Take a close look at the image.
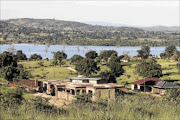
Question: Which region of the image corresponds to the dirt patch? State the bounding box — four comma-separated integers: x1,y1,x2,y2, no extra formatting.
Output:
32,93,71,108
67,67,82,77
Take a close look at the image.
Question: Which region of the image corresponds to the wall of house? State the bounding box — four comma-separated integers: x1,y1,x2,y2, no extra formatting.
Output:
152,87,165,95
94,88,116,100
19,79,38,88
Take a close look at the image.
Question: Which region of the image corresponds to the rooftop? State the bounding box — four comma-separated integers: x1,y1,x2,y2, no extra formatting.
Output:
130,78,161,85
69,77,102,81
154,81,180,89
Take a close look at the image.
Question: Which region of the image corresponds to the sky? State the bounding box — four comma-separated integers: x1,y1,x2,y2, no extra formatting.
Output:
0,1,179,27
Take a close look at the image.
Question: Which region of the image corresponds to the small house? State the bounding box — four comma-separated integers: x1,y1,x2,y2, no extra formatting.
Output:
152,81,180,95
130,78,161,92
121,56,130,62
170,55,177,62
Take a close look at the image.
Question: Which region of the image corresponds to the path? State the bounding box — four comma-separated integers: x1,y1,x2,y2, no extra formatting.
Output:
66,66,82,77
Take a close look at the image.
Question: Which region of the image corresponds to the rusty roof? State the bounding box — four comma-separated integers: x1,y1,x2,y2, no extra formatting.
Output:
130,78,161,85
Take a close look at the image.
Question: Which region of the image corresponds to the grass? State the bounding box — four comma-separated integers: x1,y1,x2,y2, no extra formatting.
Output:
18,60,77,81
18,59,179,86
97,59,179,87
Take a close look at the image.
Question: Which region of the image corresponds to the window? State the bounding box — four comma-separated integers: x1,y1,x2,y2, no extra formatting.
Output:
82,90,86,94
83,80,89,83
67,89,70,93
58,88,64,92
76,90,80,95
71,89,75,95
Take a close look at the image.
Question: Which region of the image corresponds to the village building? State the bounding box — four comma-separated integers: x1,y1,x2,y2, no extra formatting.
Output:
43,77,125,101
130,78,161,92
170,55,177,62
17,79,41,91
152,81,180,95
121,56,130,62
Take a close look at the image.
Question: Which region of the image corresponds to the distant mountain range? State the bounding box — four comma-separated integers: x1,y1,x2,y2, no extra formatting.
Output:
0,18,179,46
83,21,179,32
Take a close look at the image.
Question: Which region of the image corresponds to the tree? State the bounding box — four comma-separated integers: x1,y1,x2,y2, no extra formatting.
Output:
1,66,20,81
164,45,177,58
160,45,177,59
75,58,100,77
85,51,98,59
17,64,31,79
107,62,124,77
29,54,42,61
99,50,117,62
135,59,163,78
53,51,67,66
100,71,116,83
0,51,17,68
16,50,27,61
137,46,150,59
70,54,84,64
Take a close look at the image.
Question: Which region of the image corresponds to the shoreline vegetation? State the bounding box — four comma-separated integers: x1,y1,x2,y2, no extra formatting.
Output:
0,18,180,46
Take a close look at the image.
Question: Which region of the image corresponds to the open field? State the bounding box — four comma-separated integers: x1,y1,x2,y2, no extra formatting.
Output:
17,59,180,87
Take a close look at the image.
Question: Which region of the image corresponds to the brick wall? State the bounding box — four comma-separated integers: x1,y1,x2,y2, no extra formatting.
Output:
19,79,38,88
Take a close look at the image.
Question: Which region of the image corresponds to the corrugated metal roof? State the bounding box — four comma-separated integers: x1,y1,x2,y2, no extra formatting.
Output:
153,81,180,89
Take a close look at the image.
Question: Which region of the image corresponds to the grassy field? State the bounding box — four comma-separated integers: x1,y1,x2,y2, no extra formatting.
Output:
18,60,77,81
17,59,180,87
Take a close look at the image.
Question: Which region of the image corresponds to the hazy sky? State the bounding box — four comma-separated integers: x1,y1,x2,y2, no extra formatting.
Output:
1,1,179,26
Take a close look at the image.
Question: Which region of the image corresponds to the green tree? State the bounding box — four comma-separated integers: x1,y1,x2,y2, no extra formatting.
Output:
100,71,116,83
75,58,100,77
107,62,124,77
53,51,67,66
1,66,19,81
135,59,163,78
99,50,117,62
16,50,27,61
164,45,177,58
70,54,84,64
17,64,31,79
29,54,42,61
137,46,150,59
0,51,17,68
85,51,98,59
160,45,177,59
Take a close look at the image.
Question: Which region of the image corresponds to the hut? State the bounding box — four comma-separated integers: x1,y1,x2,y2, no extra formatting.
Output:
121,56,130,62
170,55,177,62
130,78,161,92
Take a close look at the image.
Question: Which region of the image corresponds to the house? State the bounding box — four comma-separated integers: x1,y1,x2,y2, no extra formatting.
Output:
18,79,42,91
121,56,130,62
43,77,125,101
170,55,177,62
152,81,180,95
130,78,161,92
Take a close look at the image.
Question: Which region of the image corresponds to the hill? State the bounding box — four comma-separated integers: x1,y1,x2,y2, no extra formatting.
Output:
141,26,179,32
0,18,179,46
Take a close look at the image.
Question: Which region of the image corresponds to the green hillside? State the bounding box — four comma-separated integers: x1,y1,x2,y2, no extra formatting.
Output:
0,18,179,46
